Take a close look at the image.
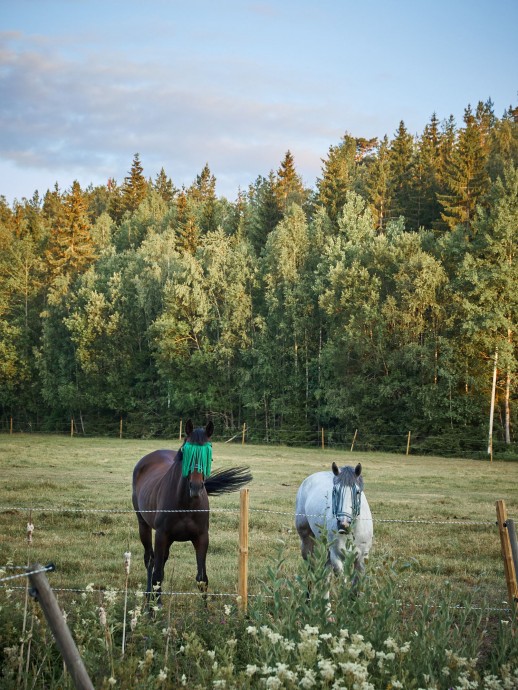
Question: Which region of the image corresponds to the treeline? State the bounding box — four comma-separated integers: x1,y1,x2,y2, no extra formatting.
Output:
1,99,517,452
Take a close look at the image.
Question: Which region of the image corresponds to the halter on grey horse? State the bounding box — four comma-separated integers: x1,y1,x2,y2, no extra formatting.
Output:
331,464,363,534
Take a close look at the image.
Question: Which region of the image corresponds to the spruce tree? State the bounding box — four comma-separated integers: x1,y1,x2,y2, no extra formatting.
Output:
438,106,490,233
317,134,357,225
407,113,442,229
365,136,392,231
274,151,307,213
389,120,414,221
45,181,97,285
153,167,176,203
121,153,148,214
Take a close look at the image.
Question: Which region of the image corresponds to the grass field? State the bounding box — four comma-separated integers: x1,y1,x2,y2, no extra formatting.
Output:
1,434,517,610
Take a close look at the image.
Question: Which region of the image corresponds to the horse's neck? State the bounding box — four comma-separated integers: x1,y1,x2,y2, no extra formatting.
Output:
161,461,192,509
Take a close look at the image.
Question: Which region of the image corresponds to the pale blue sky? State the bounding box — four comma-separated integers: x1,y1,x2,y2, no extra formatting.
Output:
0,0,516,203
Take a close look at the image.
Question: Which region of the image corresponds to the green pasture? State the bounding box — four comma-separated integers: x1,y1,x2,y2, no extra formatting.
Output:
0,434,517,610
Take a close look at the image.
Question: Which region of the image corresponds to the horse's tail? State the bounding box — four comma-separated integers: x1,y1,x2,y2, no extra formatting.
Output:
205,466,252,496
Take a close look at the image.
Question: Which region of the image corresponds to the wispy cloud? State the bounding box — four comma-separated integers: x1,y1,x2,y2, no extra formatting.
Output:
1,30,357,197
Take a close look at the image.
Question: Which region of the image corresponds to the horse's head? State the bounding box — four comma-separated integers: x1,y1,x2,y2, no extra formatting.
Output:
331,462,363,534
183,419,214,497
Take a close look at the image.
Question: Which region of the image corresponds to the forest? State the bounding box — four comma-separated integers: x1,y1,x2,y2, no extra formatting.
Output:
0,99,517,456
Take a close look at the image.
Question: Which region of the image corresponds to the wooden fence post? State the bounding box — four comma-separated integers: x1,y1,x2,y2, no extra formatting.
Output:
321,428,325,449
495,500,518,609
242,423,247,446
70,418,74,437
179,418,183,441
350,429,358,452
119,417,123,439
238,488,249,613
28,564,94,690
508,519,518,582
10,416,13,435
406,431,411,456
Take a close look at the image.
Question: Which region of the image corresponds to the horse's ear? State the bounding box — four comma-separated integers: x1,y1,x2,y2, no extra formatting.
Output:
332,462,339,476
205,421,214,438
185,419,193,436
355,463,362,477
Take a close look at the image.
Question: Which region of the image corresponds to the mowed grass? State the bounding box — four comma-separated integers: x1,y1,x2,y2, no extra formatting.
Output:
0,434,517,612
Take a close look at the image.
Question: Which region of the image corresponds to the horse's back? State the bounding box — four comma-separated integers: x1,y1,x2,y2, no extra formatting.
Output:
132,449,179,510
295,470,333,536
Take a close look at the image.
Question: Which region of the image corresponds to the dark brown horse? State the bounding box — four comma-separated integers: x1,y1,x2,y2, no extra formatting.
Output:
132,420,252,601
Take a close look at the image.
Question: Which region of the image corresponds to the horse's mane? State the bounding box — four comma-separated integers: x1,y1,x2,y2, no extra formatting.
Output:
334,465,364,491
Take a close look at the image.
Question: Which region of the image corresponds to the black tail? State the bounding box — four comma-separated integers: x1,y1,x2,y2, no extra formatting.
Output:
205,466,252,496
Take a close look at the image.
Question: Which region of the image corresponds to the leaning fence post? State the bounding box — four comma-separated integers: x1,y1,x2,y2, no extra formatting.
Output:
238,488,249,613
406,431,411,456
242,423,247,446
495,500,518,610
350,429,358,452
507,519,518,591
28,563,94,690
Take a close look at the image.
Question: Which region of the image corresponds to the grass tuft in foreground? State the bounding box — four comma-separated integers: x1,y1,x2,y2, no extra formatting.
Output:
1,540,516,690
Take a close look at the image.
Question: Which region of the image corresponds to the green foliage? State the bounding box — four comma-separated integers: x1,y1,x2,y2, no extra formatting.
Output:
0,542,516,689
0,107,517,446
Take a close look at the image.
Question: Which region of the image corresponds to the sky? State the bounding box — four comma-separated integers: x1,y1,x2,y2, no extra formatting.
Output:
0,0,516,204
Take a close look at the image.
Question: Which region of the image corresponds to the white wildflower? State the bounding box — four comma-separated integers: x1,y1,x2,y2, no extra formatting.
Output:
85,583,95,592
108,678,116,686
213,679,226,688
246,625,258,636
267,630,283,644
157,668,168,683
224,604,232,616
265,677,282,690
245,664,258,677
318,658,336,681
299,668,317,689
207,650,216,660
98,606,107,626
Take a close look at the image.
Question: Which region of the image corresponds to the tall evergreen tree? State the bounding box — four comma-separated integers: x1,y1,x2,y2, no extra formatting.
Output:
153,167,176,203
274,151,307,213
389,120,414,221
121,153,148,214
365,136,392,231
438,107,490,233
407,113,442,230
45,181,97,289
188,163,218,234
317,134,358,225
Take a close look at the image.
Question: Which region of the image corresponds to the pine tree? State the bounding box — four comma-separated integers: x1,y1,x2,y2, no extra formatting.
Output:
176,189,199,254
153,167,176,203
365,136,392,231
121,153,148,214
45,181,97,284
389,120,414,221
274,151,307,212
407,113,442,229
188,163,218,234
246,173,282,254
317,134,357,225
438,106,490,233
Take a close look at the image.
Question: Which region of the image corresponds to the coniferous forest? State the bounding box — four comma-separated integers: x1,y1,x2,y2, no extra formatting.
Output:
1,100,517,456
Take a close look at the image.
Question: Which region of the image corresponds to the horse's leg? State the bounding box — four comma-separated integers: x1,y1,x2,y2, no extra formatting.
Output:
151,530,172,606
136,513,154,598
192,532,209,593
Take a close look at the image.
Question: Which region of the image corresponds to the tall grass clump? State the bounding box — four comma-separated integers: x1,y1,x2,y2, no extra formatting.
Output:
1,542,517,689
